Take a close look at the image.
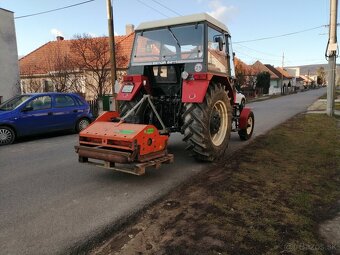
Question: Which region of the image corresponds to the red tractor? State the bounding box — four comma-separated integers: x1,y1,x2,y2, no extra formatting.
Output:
76,13,254,174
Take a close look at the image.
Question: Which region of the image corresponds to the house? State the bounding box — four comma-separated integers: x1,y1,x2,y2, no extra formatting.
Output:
19,26,135,100
252,61,281,95
234,57,256,88
286,67,300,77
275,67,294,93
0,8,20,103
234,57,258,97
264,65,294,94
301,75,315,88
295,76,305,90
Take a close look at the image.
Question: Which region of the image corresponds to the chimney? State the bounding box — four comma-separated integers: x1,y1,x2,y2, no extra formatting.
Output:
125,24,135,35
56,36,64,41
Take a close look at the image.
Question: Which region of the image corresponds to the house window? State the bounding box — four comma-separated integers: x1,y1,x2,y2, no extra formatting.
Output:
44,80,54,92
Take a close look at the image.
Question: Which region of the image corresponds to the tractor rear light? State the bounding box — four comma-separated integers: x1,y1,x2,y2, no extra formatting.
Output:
123,76,133,82
193,73,207,80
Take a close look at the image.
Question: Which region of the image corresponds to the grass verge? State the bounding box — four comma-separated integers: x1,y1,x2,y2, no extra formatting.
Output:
92,114,340,255
319,89,340,100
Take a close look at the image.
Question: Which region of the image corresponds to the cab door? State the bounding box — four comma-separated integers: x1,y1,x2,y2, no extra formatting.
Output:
226,34,236,78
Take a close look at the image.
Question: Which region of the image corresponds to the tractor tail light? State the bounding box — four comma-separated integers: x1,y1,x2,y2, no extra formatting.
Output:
193,73,207,80
123,75,134,82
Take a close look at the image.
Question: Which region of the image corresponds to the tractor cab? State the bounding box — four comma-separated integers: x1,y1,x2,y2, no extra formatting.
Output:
127,13,236,98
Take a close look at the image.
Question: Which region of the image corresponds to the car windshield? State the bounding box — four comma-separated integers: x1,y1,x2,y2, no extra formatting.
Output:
131,24,204,66
0,95,32,111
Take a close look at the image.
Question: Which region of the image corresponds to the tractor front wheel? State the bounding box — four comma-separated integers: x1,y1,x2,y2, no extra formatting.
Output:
238,111,254,140
182,83,232,161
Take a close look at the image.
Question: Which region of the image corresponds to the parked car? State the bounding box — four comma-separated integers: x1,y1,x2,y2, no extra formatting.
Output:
235,90,246,108
0,92,93,145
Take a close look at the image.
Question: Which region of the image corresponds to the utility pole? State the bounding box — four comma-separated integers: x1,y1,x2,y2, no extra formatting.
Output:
327,0,338,116
281,52,284,95
106,0,118,110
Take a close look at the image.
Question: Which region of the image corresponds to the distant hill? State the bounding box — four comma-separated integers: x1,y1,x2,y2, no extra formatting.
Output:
286,64,340,75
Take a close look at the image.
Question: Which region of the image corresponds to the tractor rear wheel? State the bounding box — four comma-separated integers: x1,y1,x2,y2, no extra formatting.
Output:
182,83,232,161
119,91,145,123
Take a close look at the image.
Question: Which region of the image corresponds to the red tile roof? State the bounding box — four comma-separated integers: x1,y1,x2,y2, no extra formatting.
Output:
264,64,284,79
252,61,280,79
275,67,294,79
264,65,293,80
234,57,256,75
19,33,135,76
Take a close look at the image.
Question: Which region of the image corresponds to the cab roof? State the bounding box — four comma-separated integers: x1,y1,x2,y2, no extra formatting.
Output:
136,13,230,34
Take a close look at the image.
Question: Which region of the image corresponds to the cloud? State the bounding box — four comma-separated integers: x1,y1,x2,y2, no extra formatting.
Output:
50,28,63,37
88,32,98,37
207,0,237,22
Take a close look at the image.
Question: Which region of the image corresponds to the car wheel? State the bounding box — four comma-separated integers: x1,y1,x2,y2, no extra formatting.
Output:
0,126,15,145
76,118,90,133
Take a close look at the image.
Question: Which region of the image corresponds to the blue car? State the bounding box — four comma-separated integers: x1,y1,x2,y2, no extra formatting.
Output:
0,92,93,145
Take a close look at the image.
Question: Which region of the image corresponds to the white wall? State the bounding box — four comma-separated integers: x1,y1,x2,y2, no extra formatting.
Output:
286,67,300,77
0,8,20,102
269,80,281,95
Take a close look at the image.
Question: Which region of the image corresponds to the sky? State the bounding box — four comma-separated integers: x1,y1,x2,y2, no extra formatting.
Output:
0,0,337,67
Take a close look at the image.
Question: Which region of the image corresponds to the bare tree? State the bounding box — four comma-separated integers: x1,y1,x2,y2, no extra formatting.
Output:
234,58,257,90
70,34,127,99
316,67,327,86
44,43,82,92
70,34,111,99
21,67,43,93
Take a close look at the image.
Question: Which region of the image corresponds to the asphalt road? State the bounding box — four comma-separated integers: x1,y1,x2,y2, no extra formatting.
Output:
0,88,326,255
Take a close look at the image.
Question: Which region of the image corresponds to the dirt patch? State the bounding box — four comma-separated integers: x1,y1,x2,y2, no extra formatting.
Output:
90,114,340,255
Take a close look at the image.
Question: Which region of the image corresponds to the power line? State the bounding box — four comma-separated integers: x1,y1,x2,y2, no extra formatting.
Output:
234,25,326,44
135,0,170,18
15,0,95,19
235,48,326,66
234,49,281,64
234,44,281,58
150,0,182,16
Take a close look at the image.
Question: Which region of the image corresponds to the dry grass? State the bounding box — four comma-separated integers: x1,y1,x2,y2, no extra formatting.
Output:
92,114,340,255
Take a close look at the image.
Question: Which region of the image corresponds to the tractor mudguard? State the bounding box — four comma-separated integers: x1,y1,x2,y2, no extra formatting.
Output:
239,107,252,129
117,75,151,101
182,79,210,103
